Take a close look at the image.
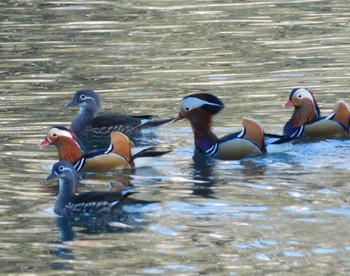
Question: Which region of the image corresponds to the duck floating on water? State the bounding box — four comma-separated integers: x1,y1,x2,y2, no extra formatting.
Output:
283,88,350,139
46,161,152,216
39,126,170,172
66,89,173,151
174,93,294,160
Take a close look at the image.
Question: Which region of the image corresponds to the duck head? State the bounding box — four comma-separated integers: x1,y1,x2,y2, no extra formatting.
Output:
46,161,79,210
174,93,224,147
283,88,320,127
46,161,78,183
66,89,101,113
39,126,83,164
174,93,224,123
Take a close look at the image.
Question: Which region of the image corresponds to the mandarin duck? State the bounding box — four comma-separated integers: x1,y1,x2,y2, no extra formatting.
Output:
46,161,152,216
66,89,173,151
39,126,170,172
283,88,350,139
174,93,294,160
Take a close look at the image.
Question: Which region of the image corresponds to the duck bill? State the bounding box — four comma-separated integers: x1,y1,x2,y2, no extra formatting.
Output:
173,113,184,122
39,137,51,148
46,172,57,181
283,100,294,109
65,99,78,108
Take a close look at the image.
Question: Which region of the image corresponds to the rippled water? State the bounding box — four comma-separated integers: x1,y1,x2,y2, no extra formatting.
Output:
1,0,350,274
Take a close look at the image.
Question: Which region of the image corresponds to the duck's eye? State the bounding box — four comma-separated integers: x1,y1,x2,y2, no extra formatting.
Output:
185,107,190,111
297,94,303,99
58,166,64,171
52,133,57,137
80,94,86,100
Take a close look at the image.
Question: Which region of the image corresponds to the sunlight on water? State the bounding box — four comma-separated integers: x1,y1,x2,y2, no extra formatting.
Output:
0,0,350,274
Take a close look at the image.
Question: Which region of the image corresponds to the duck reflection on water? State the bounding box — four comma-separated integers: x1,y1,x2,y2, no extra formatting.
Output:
190,150,268,198
49,211,149,271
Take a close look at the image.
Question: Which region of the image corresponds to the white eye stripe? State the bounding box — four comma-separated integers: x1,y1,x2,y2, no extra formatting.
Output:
81,96,95,102
48,128,74,139
59,166,74,174
180,97,222,110
85,96,95,100
294,88,318,115
295,88,314,101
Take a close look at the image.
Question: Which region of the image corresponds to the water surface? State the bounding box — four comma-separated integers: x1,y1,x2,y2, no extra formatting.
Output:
1,0,350,274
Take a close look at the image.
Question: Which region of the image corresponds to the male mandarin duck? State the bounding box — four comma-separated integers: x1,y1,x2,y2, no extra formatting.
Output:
66,89,173,151
46,161,152,216
283,88,350,139
174,93,293,160
39,126,170,172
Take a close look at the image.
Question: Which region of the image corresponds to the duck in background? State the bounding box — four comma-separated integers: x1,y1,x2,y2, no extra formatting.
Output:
66,89,173,152
283,88,350,139
46,161,154,216
174,93,294,160
39,126,171,172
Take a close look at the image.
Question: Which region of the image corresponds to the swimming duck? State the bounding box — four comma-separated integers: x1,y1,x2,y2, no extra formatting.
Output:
66,89,173,151
174,93,292,160
46,161,146,216
283,88,350,139
39,126,170,172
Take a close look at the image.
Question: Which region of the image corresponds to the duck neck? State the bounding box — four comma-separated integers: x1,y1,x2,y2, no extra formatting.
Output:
55,137,83,164
190,111,219,153
70,106,96,133
291,101,320,128
55,177,76,214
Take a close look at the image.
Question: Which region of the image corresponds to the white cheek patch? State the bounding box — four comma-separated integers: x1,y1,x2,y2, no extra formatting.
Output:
180,97,221,111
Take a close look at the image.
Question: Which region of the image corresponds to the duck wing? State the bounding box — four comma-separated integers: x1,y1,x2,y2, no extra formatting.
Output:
91,113,145,127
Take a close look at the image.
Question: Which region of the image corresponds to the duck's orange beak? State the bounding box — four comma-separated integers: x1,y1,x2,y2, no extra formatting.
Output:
39,137,51,148
173,113,184,122
283,100,294,109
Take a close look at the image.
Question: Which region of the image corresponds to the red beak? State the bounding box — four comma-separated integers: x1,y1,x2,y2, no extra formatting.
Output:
39,137,51,148
283,100,294,109
173,113,184,122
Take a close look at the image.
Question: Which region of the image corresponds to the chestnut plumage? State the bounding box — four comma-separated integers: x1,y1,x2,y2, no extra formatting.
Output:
283,88,350,138
39,126,171,172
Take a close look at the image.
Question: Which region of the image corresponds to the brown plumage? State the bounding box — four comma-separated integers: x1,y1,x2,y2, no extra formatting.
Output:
39,127,170,171
283,88,350,138
290,99,319,128
174,93,266,160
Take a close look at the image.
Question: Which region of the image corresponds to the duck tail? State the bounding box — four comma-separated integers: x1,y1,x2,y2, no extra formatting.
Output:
135,117,174,129
132,149,171,159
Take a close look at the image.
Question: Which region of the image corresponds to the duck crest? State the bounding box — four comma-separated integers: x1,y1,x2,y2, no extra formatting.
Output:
56,136,83,164
183,93,224,116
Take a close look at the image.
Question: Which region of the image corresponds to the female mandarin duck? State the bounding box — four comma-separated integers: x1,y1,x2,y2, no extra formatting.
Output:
66,89,173,151
283,88,350,139
39,126,170,172
174,93,293,160
46,161,151,216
